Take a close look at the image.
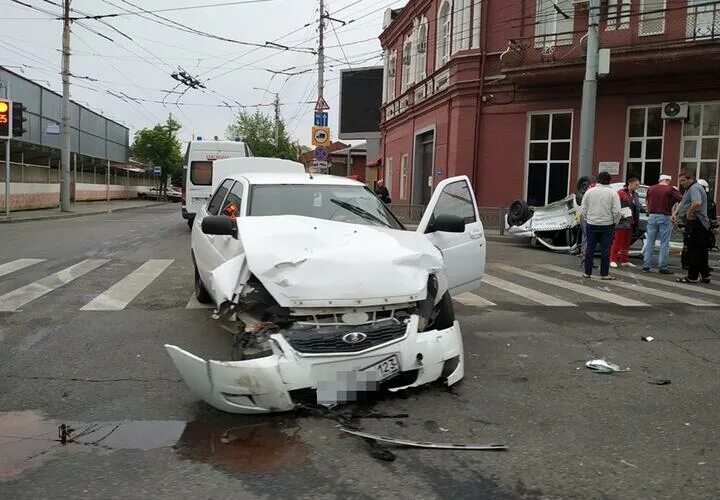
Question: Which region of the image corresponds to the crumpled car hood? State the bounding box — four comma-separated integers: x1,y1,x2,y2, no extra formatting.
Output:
233,215,443,308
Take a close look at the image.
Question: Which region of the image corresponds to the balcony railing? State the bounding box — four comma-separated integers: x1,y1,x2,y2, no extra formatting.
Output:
687,1,720,41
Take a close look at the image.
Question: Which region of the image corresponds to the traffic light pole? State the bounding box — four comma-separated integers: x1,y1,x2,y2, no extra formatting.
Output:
1,80,8,219
60,0,72,212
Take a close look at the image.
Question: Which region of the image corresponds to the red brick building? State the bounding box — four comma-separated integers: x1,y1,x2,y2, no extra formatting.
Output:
379,0,720,209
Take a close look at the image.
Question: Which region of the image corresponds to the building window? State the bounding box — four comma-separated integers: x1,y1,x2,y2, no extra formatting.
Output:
687,0,720,40
639,0,666,36
626,106,664,185
400,154,409,200
401,35,414,92
415,18,428,82
681,102,720,200
472,0,482,48
436,1,452,69
383,49,397,103
605,0,631,31
384,157,393,195
526,112,572,206
534,0,574,48
452,0,471,53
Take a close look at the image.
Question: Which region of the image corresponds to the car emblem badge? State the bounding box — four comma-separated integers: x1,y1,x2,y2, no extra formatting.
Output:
342,332,367,344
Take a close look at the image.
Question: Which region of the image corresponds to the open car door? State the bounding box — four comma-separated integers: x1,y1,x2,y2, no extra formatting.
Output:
416,175,486,296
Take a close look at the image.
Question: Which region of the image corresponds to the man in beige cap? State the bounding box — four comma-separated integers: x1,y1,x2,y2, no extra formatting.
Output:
643,174,682,273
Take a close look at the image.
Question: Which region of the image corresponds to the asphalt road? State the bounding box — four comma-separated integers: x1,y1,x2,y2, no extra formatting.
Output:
0,204,718,499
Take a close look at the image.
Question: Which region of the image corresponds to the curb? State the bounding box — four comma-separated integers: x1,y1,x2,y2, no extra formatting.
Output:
0,202,167,223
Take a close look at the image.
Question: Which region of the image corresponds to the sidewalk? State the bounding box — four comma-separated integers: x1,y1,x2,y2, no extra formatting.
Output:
0,200,168,223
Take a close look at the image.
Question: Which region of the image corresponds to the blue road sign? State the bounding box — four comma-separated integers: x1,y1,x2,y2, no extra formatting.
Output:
153,166,162,177
313,147,328,161
314,111,328,127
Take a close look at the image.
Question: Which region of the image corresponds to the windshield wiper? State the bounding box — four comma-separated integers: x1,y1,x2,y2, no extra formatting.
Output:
330,199,391,227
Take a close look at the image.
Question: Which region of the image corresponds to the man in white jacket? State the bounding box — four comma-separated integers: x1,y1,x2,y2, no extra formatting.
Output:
581,171,623,279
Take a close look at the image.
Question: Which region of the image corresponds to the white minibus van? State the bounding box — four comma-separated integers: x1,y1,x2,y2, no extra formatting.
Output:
182,138,252,227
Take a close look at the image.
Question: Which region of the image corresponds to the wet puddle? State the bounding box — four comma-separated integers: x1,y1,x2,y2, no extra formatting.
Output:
0,410,309,480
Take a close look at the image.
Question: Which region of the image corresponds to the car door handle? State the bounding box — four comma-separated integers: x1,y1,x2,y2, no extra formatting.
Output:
469,229,483,239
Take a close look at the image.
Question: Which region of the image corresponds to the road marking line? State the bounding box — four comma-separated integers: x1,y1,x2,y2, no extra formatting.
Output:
80,259,174,311
453,292,496,307
543,264,717,307
483,274,576,307
185,293,214,309
494,263,648,307
0,259,46,278
0,259,110,312
611,268,720,299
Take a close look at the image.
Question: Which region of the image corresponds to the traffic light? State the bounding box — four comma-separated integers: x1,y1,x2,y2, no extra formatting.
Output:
12,102,27,138
0,99,9,139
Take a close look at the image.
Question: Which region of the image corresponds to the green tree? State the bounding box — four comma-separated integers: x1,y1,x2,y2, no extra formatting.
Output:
226,110,300,160
131,115,184,198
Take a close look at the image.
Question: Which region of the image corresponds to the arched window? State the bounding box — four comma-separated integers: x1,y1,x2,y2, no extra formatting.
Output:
401,34,413,92
383,49,397,103
436,0,451,69
415,17,428,81
453,0,471,53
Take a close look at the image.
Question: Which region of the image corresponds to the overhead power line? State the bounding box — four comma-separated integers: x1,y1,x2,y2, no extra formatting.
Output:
67,0,274,20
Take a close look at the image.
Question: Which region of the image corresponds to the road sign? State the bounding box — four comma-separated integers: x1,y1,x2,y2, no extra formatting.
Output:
153,166,162,177
314,147,328,161
314,111,328,127
0,99,10,139
311,126,330,147
314,96,330,111
47,123,60,135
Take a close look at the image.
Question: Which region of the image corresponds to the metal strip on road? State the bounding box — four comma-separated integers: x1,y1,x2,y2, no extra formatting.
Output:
453,292,496,307
494,263,649,307
0,259,110,312
611,268,720,299
542,264,717,307
185,293,214,309
80,259,174,311
0,259,45,278
483,273,576,307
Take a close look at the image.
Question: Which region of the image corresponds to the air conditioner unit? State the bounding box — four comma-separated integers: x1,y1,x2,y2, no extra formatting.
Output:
403,53,411,65
417,41,427,54
662,102,689,120
388,67,396,77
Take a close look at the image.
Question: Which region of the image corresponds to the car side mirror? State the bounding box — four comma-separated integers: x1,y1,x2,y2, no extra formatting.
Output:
202,215,235,236
426,214,465,233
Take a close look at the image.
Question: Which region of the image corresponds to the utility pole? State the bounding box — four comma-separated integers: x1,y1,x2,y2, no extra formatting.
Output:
60,0,72,211
2,79,9,219
274,93,280,147
318,0,325,101
578,0,600,179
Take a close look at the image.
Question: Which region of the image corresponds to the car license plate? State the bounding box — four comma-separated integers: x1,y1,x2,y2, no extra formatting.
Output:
362,355,400,382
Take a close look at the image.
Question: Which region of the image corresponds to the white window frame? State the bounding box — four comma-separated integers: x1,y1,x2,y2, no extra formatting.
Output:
686,0,720,41
524,110,574,206
639,0,666,37
436,0,452,69
534,0,574,48
400,154,409,200
401,34,414,93
624,105,665,184
452,0,471,54
680,101,720,199
605,0,631,31
384,49,397,103
385,157,393,195
471,0,482,48
415,17,428,82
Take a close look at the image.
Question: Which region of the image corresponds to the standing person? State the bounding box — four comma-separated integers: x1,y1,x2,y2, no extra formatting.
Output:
578,180,597,269
643,174,682,274
610,177,641,268
374,179,391,204
674,169,711,284
581,171,622,279
698,179,717,222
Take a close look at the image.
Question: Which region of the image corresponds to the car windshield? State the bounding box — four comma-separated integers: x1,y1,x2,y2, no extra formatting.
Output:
249,184,403,229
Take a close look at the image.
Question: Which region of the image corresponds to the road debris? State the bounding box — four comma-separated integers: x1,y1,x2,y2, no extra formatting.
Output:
641,336,655,342
620,459,638,469
648,378,671,385
340,428,508,451
585,359,630,374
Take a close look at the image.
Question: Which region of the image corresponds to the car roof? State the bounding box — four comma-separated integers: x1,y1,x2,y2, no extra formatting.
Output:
222,172,366,187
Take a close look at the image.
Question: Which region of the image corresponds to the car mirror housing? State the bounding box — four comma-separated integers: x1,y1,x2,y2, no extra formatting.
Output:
426,214,465,234
201,215,236,236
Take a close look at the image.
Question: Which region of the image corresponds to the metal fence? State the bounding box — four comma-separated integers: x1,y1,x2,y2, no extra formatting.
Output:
0,161,154,187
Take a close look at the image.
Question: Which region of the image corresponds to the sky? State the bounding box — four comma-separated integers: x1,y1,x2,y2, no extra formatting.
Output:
0,0,405,148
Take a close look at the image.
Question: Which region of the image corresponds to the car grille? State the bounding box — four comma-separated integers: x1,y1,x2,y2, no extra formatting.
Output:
283,321,407,354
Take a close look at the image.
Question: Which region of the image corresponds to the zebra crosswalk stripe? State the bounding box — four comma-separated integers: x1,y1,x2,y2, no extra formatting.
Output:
453,292,496,307
611,268,720,299
80,259,175,311
543,264,717,307
483,273,576,307
494,263,649,307
0,259,45,278
0,259,110,312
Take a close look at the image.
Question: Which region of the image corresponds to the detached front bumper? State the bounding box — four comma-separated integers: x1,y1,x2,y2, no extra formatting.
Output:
165,317,464,414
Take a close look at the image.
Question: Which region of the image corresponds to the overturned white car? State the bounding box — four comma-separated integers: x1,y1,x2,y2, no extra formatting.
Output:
166,158,486,414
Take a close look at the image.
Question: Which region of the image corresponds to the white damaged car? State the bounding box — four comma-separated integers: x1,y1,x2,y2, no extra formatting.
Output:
166,157,486,414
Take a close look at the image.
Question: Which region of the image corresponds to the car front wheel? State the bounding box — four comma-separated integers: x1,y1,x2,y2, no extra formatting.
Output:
194,264,213,304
